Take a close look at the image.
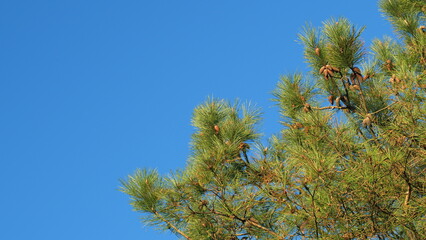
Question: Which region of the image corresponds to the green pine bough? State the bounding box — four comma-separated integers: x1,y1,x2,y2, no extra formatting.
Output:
121,1,426,239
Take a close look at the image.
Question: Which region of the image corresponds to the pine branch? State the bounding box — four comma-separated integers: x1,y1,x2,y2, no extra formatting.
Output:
154,211,192,240
311,106,348,110
370,101,398,114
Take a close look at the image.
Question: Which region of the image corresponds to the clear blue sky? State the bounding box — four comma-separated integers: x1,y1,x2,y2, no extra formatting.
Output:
1,1,393,239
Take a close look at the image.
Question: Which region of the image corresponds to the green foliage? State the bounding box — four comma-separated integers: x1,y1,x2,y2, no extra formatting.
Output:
272,74,317,120
322,18,365,69
122,1,426,239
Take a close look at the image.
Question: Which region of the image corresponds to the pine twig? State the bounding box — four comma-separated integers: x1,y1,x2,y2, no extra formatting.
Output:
404,184,412,206
370,101,398,115
312,106,349,110
154,211,192,240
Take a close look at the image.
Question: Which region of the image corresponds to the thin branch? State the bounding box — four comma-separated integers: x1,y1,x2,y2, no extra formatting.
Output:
403,175,412,207
370,101,398,115
339,74,351,106
312,106,349,110
350,69,368,113
304,184,320,238
210,190,282,239
242,151,250,164
154,211,192,240
245,218,282,239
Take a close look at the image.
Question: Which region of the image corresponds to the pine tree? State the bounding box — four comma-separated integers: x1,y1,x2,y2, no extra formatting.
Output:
121,1,426,239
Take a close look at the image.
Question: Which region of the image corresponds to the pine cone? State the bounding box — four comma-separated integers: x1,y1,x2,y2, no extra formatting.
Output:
214,125,220,134
352,67,361,74
294,122,304,129
315,47,320,56
385,59,393,71
362,114,372,127
389,74,400,84
362,118,371,127
323,69,334,79
303,103,311,112
389,75,396,84
327,95,334,105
